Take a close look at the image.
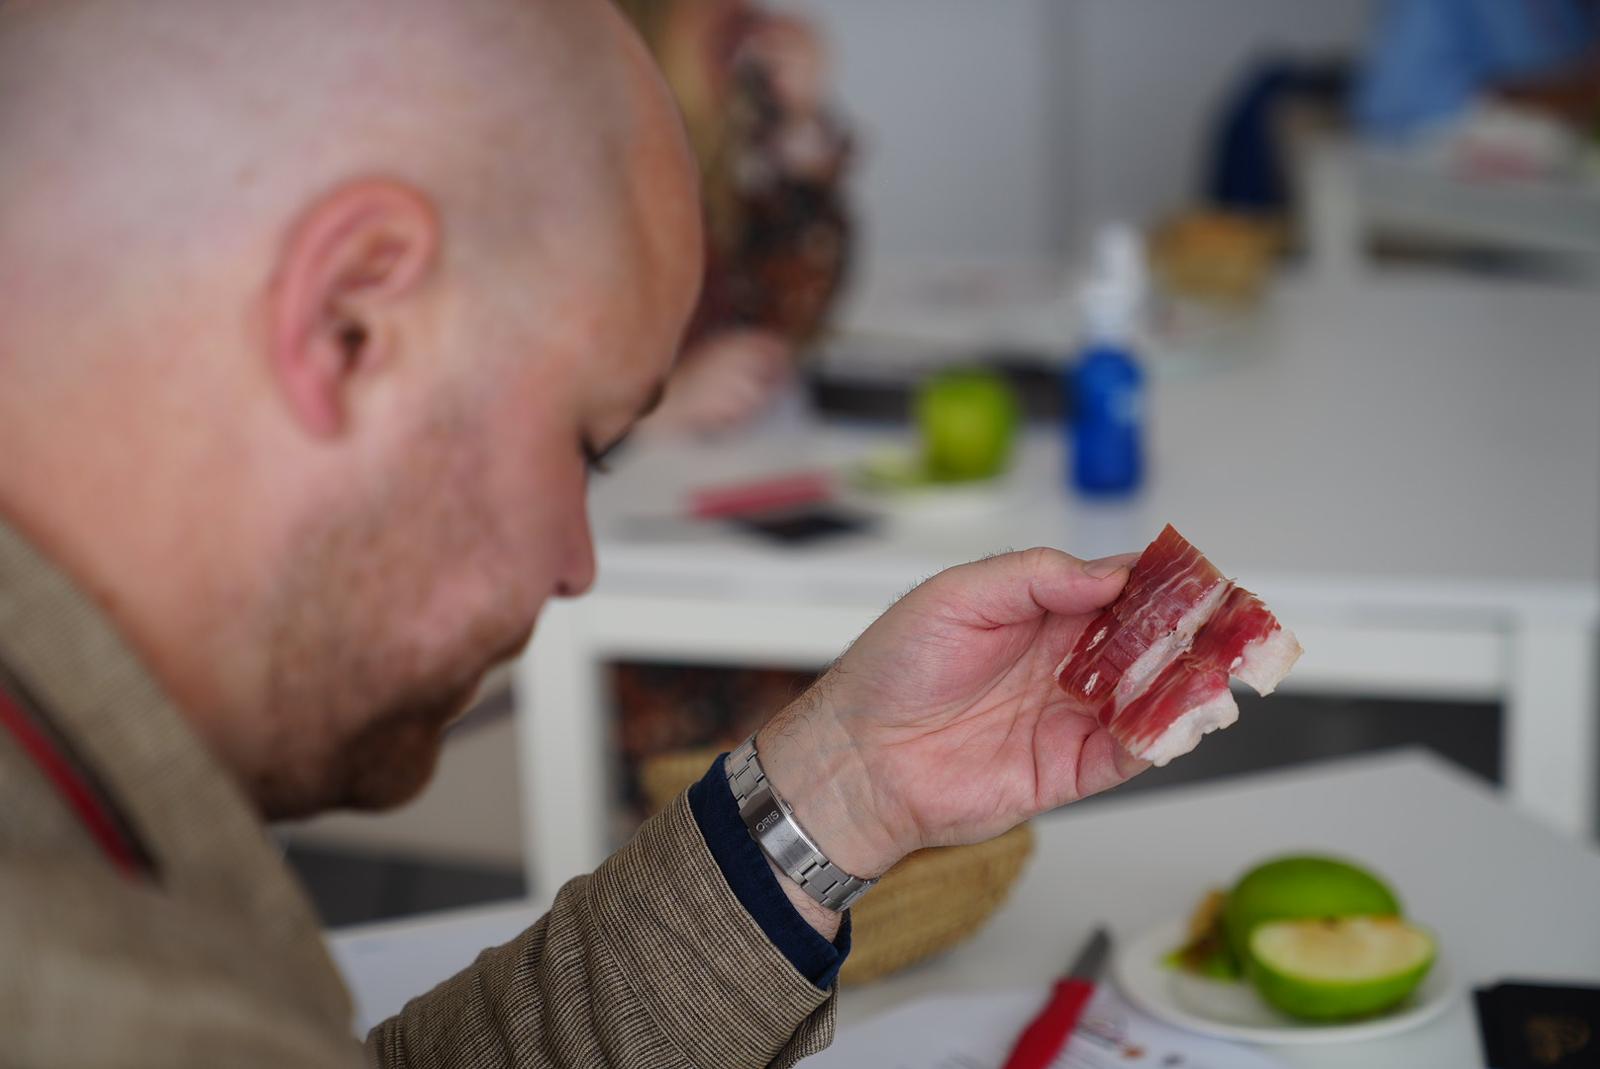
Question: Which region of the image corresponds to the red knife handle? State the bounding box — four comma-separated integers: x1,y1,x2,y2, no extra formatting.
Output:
999,978,1095,1069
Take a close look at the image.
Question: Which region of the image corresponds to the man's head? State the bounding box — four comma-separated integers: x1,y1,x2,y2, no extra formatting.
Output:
0,0,702,818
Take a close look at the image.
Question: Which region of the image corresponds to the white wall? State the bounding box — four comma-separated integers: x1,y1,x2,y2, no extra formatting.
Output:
1066,0,1376,239
776,0,1065,264
776,0,1376,283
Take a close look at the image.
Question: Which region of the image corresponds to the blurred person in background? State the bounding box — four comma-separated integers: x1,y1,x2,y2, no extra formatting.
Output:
619,0,853,435
0,1,1143,1065
1355,0,1600,139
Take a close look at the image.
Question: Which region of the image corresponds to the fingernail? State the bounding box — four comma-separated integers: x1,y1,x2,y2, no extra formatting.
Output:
1083,553,1138,579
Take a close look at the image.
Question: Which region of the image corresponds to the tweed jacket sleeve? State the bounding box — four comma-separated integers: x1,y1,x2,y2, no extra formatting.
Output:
366,791,836,1069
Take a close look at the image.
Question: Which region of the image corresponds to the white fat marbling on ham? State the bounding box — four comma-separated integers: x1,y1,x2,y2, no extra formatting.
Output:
1136,687,1240,768
1110,577,1229,709
1233,624,1303,696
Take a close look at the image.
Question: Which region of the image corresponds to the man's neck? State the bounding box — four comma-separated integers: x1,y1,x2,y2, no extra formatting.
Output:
0,472,262,798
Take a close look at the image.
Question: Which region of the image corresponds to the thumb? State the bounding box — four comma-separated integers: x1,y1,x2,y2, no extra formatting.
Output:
925,547,1135,627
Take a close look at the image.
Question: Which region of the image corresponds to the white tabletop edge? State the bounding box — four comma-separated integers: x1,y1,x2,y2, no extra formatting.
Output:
587,551,1600,625
1051,747,1599,856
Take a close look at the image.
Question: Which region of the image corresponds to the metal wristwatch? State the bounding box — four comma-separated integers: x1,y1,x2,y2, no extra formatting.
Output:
726,734,878,912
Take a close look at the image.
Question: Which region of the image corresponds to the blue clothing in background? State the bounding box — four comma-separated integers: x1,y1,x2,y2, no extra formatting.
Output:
1355,0,1599,138
1207,60,1351,211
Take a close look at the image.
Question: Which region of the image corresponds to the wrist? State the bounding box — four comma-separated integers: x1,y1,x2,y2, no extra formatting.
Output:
754,683,905,879
760,835,842,939
717,752,844,936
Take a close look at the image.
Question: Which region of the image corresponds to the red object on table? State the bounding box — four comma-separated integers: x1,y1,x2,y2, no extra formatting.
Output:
1000,927,1109,1069
686,470,833,519
1000,979,1095,1069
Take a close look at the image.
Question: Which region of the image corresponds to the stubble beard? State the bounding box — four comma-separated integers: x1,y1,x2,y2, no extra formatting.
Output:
255,413,530,821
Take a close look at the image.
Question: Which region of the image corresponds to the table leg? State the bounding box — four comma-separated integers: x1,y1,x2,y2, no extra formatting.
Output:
1301,139,1364,285
512,599,613,896
1504,622,1599,842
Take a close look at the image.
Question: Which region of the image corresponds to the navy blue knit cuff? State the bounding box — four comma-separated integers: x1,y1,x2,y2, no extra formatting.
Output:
687,754,852,989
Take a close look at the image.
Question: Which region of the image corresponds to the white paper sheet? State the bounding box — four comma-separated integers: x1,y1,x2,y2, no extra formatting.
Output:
805,986,1287,1069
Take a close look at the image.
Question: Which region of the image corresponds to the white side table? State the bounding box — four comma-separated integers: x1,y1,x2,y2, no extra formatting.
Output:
513,272,1600,894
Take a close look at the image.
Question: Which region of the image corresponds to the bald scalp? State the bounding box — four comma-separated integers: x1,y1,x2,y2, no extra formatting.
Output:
0,0,643,351
0,0,703,820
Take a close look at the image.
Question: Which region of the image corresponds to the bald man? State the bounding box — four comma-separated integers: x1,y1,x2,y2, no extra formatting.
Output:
0,2,1146,1066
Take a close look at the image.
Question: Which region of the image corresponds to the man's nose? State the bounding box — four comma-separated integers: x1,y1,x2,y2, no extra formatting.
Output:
554,506,597,598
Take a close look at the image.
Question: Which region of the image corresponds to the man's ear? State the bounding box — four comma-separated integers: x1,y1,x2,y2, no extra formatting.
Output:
266,180,440,437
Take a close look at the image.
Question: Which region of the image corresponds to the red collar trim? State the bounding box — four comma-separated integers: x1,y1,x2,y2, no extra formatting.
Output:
0,668,154,880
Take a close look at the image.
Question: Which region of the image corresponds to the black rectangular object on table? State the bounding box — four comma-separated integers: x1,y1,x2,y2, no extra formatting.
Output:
727,506,875,546
1475,981,1600,1068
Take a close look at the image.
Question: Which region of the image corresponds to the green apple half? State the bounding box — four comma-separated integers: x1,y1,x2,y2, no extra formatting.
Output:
1222,855,1402,964
1247,916,1436,1021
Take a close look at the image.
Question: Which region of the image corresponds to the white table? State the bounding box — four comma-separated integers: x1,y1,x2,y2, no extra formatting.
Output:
514,271,1600,892
329,750,1600,1067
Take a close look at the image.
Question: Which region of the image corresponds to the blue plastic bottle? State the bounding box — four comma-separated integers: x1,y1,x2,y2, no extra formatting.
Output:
1067,224,1146,496
1072,342,1143,494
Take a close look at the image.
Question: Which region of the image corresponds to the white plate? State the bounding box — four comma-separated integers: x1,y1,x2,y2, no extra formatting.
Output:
1111,918,1458,1045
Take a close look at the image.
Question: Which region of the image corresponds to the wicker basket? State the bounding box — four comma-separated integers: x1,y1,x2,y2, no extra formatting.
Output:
639,748,1034,985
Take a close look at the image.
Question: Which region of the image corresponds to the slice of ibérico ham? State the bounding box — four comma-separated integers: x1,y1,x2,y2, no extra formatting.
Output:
1055,525,1301,767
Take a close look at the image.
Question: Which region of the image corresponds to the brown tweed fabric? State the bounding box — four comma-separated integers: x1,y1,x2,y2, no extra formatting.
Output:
367,794,834,1069
0,520,834,1067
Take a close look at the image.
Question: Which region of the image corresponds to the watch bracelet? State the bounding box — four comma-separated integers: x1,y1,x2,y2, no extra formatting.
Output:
726,734,877,912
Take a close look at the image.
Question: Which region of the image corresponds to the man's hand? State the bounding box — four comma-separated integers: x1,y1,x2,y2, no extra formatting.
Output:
757,548,1148,887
